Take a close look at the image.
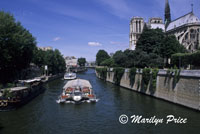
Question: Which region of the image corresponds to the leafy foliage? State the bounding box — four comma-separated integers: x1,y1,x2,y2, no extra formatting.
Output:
78,57,86,66
95,67,107,80
161,35,187,59
171,51,200,68
129,67,137,87
0,11,36,83
96,50,110,66
113,67,124,85
113,50,128,67
112,49,163,68
142,68,151,90
151,68,159,92
100,58,115,67
32,49,66,75
3,88,13,98
136,28,165,55
136,28,186,67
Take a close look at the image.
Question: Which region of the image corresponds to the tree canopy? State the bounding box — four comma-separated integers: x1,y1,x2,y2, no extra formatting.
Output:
100,58,115,67
0,11,36,83
136,28,186,59
136,28,165,55
78,57,86,66
113,50,127,67
96,50,110,66
32,49,66,75
98,49,163,68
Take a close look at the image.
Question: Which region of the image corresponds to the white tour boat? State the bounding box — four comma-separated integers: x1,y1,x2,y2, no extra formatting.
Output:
64,72,76,80
57,79,98,104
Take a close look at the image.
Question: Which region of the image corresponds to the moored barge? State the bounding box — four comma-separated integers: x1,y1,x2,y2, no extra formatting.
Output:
0,78,45,111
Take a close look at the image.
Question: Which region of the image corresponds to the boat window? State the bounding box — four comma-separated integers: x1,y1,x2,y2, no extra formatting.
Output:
74,92,81,96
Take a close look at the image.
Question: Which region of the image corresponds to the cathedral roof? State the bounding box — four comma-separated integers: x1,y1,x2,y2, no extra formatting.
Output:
166,12,200,31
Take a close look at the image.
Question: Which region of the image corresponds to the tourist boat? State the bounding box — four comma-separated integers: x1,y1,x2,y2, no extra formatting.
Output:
57,79,98,104
64,72,76,80
0,78,45,111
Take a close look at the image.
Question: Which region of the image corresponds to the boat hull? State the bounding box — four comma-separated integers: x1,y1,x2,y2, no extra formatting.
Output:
64,76,76,80
0,82,45,111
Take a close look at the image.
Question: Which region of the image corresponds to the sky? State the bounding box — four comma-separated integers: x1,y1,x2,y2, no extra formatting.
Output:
0,0,200,61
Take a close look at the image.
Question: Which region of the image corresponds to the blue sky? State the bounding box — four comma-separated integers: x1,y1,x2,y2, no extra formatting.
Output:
0,0,200,61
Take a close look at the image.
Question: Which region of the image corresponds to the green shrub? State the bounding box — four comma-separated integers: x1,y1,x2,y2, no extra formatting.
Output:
113,67,124,85
173,68,180,87
100,58,115,67
3,88,13,98
151,68,159,90
95,67,107,80
142,68,151,90
165,67,180,89
171,51,200,68
6,83,15,88
129,67,137,87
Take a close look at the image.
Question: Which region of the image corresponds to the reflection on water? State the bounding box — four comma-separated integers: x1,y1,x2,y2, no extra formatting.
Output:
0,69,200,134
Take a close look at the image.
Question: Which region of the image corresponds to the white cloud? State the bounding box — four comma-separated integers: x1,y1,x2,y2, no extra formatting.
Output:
88,42,102,46
53,37,61,41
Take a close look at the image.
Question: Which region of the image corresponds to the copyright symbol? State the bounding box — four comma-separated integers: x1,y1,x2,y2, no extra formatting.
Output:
119,114,128,124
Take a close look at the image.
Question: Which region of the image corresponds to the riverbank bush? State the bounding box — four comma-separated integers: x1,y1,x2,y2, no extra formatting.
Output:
151,68,159,91
173,68,180,88
142,68,151,90
171,51,200,68
95,67,107,81
113,67,124,85
165,67,180,89
129,67,137,87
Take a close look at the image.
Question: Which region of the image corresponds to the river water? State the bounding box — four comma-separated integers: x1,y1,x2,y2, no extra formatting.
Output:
0,69,200,134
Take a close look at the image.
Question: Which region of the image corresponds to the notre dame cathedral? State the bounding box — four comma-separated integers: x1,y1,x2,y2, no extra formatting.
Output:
129,0,200,52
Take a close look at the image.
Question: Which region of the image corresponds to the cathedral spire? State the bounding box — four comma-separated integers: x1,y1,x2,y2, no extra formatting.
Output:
165,0,171,28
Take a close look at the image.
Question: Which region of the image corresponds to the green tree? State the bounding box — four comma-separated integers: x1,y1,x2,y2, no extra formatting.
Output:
32,48,45,67
78,57,86,66
0,11,36,83
123,49,137,68
136,28,165,55
32,49,66,75
161,35,187,66
96,50,110,66
148,53,163,68
100,58,115,67
113,50,128,67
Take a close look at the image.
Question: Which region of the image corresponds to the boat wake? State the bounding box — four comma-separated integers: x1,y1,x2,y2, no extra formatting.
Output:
56,99,99,104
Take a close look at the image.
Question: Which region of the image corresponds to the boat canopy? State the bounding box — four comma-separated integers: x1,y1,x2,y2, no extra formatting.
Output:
63,79,92,89
18,78,41,83
9,87,28,92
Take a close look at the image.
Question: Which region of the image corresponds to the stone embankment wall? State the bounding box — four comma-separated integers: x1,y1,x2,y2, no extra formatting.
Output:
96,69,200,111
44,73,64,83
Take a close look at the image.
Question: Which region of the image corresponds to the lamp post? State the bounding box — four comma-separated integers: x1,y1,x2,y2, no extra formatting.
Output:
45,65,48,76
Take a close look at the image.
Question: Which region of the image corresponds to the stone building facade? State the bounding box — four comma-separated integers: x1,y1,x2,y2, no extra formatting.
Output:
129,0,200,52
166,12,200,52
129,17,165,50
129,17,144,50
